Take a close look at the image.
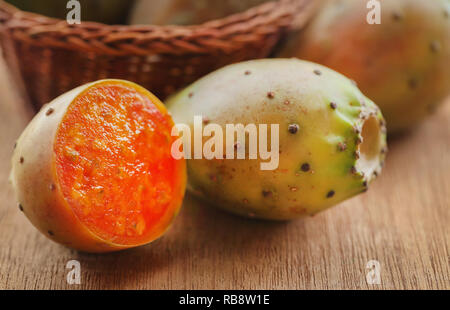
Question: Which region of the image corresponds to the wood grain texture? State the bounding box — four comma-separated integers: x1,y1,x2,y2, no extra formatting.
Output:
0,55,448,290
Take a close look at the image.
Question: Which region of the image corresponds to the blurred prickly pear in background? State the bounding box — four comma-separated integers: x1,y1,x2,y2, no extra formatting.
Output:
129,0,273,25
6,0,135,24
279,0,450,133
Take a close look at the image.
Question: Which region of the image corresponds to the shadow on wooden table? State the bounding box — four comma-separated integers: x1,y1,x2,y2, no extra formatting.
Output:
71,193,295,289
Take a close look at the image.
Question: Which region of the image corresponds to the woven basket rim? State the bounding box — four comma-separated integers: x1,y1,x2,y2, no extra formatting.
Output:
0,0,314,56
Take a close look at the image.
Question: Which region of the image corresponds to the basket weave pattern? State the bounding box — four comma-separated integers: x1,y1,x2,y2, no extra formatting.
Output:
0,0,313,109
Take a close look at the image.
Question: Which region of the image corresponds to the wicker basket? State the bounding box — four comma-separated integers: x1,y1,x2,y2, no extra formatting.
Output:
0,0,315,110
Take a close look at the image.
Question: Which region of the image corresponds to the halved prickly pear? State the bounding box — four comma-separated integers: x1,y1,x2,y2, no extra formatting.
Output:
11,80,186,252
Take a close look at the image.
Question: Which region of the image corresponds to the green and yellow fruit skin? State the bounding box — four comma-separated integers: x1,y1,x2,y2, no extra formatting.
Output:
279,0,450,133
167,59,387,220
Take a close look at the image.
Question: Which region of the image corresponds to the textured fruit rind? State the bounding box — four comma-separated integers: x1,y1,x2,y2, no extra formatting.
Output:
167,59,387,220
279,0,450,132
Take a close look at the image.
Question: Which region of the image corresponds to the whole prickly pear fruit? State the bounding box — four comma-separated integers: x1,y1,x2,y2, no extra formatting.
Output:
167,59,387,220
279,0,450,133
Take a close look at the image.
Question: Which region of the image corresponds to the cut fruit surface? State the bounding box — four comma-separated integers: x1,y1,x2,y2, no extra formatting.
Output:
54,81,183,246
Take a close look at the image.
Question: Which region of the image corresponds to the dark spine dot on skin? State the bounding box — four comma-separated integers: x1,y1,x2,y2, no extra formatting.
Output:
45,108,54,116
350,166,357,174
245,70,251,75
267,92,275,99
430,41,441,53
288,124,299,134
14,142,17,150
188,92,194,98
48,230,54,236
392,12,402,21
19,157,24,164
262,190,272,198
356,136,363,145
408,78,418,89
355,151,360,159
300,163,310,172
363,181,368,188
326,190,335,198
338,142,347,152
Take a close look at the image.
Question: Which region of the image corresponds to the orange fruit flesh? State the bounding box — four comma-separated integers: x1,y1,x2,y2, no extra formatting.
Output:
54,82,180,246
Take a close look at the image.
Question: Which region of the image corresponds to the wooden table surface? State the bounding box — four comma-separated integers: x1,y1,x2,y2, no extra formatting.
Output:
0,55,449,290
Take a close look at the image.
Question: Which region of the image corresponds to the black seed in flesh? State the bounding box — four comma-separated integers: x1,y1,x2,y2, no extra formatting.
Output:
330,102,337,109
267,92,275,99
245,70,251,75
18,204,24,212
288,124,299,134
19,157,24,164
301,163,310,172
313,69,322,76
326,190,335,198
